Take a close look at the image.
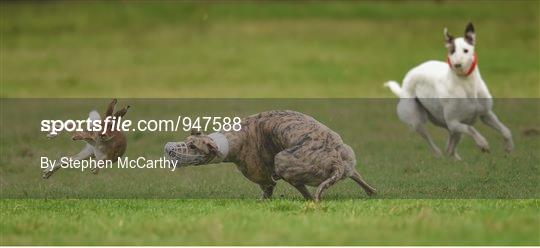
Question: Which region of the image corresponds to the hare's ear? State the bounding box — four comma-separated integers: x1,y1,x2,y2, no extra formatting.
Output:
105,99,117,117
114,105,130,118
190,128,202,136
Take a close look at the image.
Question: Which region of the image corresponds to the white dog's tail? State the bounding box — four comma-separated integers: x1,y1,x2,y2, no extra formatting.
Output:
384,81,403,98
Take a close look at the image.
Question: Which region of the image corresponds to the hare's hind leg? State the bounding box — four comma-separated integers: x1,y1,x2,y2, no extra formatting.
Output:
42,144,94,179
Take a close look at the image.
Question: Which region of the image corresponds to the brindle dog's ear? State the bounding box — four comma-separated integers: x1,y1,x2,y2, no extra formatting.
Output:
464,22,475,45
444,28,455,53
206,142,218,155
190,128,202,136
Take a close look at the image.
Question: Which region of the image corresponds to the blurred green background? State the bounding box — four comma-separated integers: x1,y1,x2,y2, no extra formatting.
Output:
1,1,538,98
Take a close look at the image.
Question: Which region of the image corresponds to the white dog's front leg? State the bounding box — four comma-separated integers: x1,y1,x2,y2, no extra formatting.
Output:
447,120,490,153
446,132,462,160
42,144,94,179
480,111,514,152
415,124,442,157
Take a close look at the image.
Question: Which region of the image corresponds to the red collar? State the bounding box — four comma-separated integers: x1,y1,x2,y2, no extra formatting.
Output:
447,53,478,77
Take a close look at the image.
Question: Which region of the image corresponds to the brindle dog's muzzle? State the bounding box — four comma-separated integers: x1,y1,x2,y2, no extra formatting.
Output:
164,132,229,166
164,142,208,166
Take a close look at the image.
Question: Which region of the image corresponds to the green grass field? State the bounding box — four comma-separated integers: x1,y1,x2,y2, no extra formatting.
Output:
1,199,538,245
1,1,539,246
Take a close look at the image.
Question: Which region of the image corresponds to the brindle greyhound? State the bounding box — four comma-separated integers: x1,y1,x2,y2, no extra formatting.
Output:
165,110,376,201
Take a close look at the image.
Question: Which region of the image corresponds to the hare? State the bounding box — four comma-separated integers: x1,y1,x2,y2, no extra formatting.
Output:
42,99,129,179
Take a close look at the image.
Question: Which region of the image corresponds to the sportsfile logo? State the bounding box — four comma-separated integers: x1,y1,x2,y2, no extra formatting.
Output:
41,116,129,135
41,115,242,135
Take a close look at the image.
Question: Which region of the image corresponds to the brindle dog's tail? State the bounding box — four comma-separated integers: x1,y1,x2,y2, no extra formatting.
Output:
350,171,377,196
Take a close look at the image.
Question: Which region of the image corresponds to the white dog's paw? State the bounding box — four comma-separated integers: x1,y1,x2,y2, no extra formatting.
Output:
432,147,443,158
451,153,462,161
476,137,489,153
504,139,514,153
477,139,490,153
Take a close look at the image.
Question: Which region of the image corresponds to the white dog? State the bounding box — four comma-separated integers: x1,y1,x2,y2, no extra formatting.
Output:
384,23,514,160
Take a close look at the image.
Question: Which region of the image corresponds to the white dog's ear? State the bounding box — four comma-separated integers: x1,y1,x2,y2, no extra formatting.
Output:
444,28,455,53
464,22,475,45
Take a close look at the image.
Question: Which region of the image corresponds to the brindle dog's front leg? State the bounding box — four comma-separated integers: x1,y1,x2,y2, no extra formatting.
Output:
274,149,315,200
292,184,313,200
259,183,276,199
